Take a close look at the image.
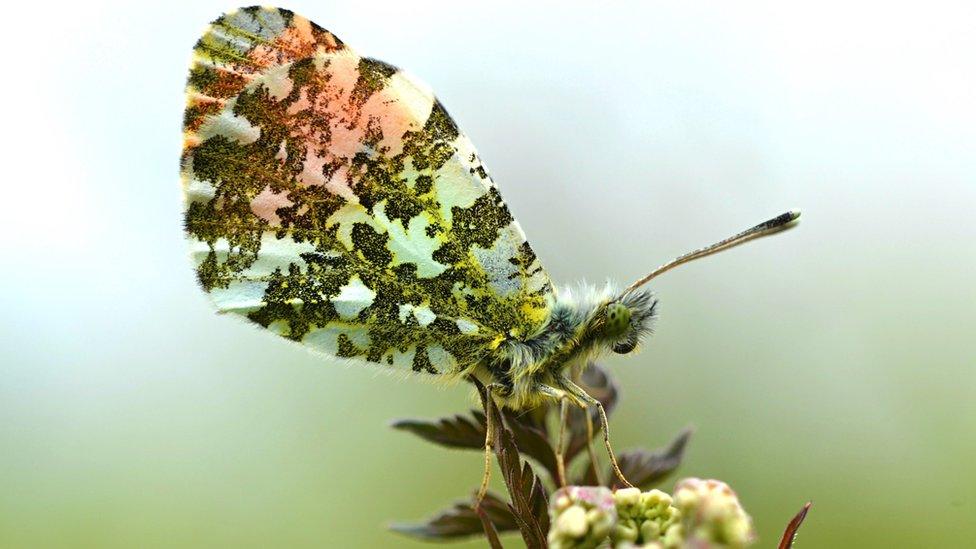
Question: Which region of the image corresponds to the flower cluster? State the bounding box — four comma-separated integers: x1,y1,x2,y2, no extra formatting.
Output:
548,486,618,549
611,487,682,547
548,479,754,548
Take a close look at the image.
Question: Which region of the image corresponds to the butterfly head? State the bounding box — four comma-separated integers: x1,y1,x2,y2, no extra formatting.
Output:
597,289,658,355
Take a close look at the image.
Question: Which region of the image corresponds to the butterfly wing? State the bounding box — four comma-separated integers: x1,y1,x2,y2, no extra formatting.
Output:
182,7,553,376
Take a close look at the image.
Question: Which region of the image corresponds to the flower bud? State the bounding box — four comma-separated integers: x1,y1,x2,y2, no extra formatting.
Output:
614,487,642,508
673,478,755,548
610,487,680,547
548,486,617,549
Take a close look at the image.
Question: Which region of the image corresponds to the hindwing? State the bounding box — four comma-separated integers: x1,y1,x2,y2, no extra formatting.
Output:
182,7,554,375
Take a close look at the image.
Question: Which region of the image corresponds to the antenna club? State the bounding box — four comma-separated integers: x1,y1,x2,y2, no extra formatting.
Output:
768,209,802,229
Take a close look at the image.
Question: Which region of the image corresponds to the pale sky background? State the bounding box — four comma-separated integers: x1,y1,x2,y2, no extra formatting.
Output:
2,1,974,547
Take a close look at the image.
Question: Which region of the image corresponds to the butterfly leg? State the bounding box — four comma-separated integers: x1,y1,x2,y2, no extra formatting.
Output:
583,406,604,486
538,382,603,486
474,383,506,509
556,398,570,487
533,383,582,488
559,379,635,489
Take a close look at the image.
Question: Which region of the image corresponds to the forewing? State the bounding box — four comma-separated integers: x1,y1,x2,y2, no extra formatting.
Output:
182,7,553,375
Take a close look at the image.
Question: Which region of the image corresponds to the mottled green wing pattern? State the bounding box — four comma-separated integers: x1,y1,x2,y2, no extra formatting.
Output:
182,7,553,376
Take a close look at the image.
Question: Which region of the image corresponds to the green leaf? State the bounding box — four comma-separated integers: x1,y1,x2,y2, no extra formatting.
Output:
778,502,813,549
390,411,486,449
390,492,516,541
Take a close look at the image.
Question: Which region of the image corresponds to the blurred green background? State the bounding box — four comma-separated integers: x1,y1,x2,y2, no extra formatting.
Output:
2,1,974,547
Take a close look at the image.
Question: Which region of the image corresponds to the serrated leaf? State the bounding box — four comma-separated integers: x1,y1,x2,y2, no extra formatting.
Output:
390,492,516,541
601,427,693,490
486,385,550,548
390,411,486,449
778,502,813,549
503,409,560,483
475,504,505,549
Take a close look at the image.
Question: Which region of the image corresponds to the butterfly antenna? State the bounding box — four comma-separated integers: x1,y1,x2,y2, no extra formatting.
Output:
623,209,801,293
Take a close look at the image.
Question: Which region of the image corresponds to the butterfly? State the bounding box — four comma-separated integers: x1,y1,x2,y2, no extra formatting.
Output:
181,6,800,496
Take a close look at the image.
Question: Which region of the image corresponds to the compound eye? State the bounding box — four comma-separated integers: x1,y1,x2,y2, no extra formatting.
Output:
603,303,632,339
612,340,637,354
